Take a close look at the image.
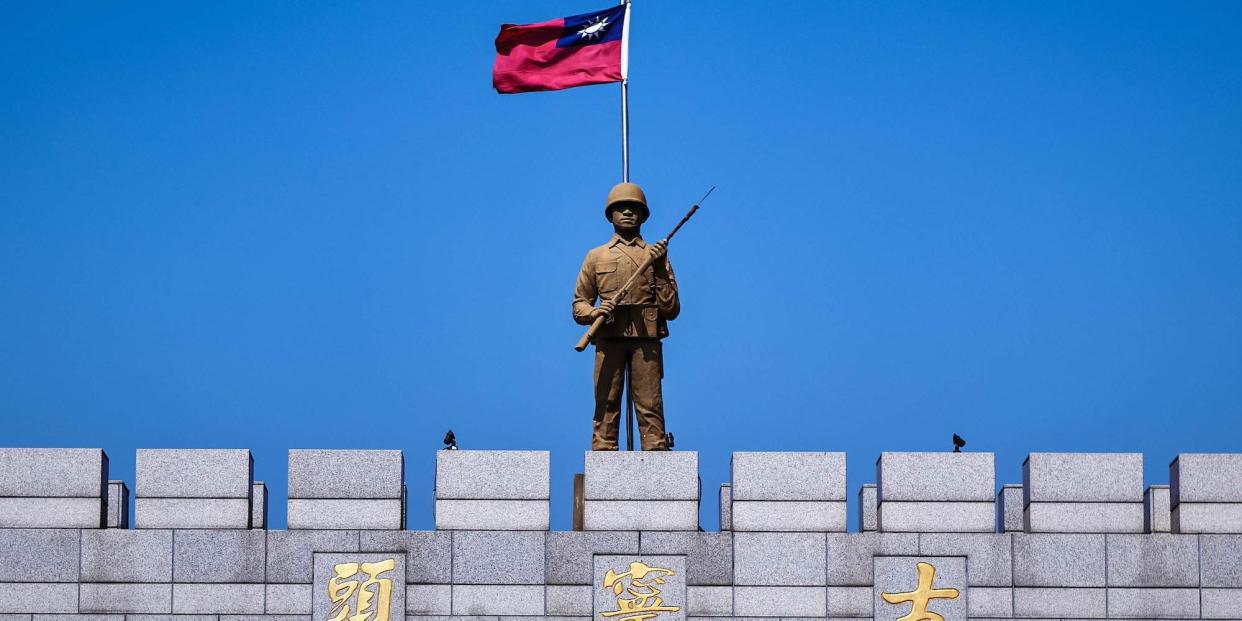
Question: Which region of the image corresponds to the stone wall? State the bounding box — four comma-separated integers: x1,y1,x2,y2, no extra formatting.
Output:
1,448,1240,621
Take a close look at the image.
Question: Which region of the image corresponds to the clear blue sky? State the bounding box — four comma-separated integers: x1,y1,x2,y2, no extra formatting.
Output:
3,2,1240,531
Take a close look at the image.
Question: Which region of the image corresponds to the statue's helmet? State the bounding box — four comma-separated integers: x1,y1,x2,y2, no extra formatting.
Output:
605,182,649,222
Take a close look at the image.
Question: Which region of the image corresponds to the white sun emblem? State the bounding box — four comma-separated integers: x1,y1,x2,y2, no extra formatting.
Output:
577,15,610,40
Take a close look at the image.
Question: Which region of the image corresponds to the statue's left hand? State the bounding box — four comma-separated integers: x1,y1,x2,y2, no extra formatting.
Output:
646,240,668,262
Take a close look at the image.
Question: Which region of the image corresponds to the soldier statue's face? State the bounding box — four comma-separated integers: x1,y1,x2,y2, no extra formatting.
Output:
609,203,645,232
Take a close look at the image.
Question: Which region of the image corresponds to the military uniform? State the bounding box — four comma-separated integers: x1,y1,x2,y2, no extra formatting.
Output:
573,184,680,451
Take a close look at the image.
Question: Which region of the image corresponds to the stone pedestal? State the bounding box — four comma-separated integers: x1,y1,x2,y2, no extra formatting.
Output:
1171,453,1242,533
877,452,995,532
583,452,699,531
434,450,550,530
135,448,252,529
287,449,404,529
1023,453,1143,533
731,452,846,531
0,448,108,528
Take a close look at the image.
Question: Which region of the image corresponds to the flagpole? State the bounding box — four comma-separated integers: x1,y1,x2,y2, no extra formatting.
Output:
620,0,630,182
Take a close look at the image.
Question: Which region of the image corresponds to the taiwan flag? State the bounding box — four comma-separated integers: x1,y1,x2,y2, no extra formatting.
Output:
492,4,629,94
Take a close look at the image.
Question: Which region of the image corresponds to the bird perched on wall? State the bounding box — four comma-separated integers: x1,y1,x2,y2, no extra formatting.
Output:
952,434,966,453
443,429,458,450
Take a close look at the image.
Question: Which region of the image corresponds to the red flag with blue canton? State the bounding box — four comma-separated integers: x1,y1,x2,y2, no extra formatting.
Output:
493,4,629,94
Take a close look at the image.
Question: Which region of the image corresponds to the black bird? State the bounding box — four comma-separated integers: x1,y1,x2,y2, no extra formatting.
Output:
665,432,675,449
443,429,458,450
952,434,966,453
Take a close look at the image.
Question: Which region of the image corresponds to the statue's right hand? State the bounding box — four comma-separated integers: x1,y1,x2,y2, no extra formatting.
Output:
592,299,617,320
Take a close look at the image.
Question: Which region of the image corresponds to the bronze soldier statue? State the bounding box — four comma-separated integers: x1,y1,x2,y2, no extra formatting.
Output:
573,182,680,451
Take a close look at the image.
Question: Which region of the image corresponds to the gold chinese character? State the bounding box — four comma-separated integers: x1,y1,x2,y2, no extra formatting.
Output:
328,559,396,621
601,561,681,621
881,562,960,621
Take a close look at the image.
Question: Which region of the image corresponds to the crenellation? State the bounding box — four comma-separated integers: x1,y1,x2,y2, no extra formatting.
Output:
0,448,1239,618
1171,453,1242,534
876,452,995,533
1023,453,1144,534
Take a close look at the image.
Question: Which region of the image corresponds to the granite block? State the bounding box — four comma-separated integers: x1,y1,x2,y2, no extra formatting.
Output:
33,616,123,621
876,452,994,502
998,484,1023,533
135,498,250,529
583,501,698,531
639,532,733,586
733,587,825,617
877,501,994,532
81,529,173,582
287,450,403,499
434,500,549,530
135,448,251,498
406,584,451,615
0,448,107,497
1023,502,1144,533
360,531,452,584
1202,588,1242,620
173,583,264,614
0,529,81,582
1143,485,1171,534
825,532,918,586
858,485,877,533
107,481,129,529
968,586,1012,618
583,452,698,500
731,501,846,532
1105,534,1198,587
1012,534,1105,587
312,552,405,621
1171,453,1242,503
546,585,592,616
1172,502,1242,533
266,584,311,614
1022,453,1143,504
0,615,30,621
451,585,543,616
873,557,966,621
734,532,825,586
453,531,545,585
1012,587,1105,618
0,498,105,528
824,587,870,618
286,499,402,530
687,587,731,616
219,617,309,621
719,485,732,531
252,482,267,530
1200,534,1242,587
545,531,639,585
1106,587,1200,619
0,584,77,613
434,451,549,500
918,533,1013,586
594,555,685,621
79,583,171,614
174,529,266,583
265,530,360,583
731,453,846,501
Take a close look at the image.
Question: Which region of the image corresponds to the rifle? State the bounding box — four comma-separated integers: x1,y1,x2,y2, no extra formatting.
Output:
574,186,714,352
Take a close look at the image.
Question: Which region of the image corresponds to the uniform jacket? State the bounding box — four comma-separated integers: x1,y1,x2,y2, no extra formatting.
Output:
573,234,680,339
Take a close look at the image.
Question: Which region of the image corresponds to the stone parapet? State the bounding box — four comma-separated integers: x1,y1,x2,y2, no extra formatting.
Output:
286,449,403,530
434,450,549,530
1023,452,1144,533
0,448,108,529
876,452,995,532
730,452,846,532
134,449,252,529
582,451,698,531
1171,453,1242,534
